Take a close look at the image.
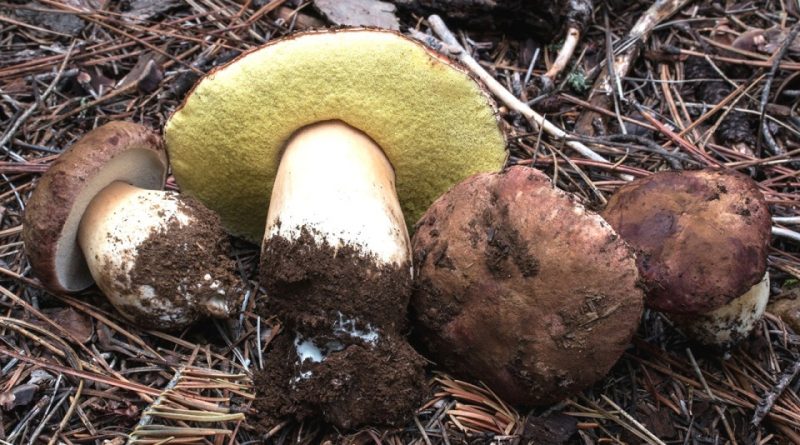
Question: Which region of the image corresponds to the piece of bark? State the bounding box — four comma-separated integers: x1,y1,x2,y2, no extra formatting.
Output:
390,0,570,39
10,0,93,35
521,414,578,444
0,384,38,411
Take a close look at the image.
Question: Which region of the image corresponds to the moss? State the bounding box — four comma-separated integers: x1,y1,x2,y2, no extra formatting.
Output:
165,29,507,242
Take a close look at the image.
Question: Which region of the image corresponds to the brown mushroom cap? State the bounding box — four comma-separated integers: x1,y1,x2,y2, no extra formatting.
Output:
23,122,167,293
601,169,771,315
412,166,644,406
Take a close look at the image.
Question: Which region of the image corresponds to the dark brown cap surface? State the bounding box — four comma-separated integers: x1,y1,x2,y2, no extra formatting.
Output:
601,169,771,314
412,166,644,406
23,122,167,293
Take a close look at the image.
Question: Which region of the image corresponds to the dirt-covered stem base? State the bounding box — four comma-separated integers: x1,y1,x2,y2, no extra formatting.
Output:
255,228,426,429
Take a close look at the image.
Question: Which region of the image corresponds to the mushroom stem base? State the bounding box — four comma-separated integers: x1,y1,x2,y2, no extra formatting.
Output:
256,228,426,428
78,182,240,330
672,273,770,348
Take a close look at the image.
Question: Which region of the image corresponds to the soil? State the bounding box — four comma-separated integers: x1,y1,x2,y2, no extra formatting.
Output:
123,196,241,329
254,329,427,430
390,0,590,38
254,226,427,429
260,227,412,333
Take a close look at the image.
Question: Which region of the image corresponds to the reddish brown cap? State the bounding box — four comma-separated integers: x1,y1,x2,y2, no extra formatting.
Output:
23,122,167,293
412,166,644,406
601,169,771,314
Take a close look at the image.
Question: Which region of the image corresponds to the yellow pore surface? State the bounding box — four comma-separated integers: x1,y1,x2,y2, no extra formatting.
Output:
165,29,507,242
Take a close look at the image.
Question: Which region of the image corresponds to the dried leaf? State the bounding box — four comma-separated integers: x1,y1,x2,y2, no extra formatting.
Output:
8,0,102,35
314,0,400,30
38,307,94,344
733,27,800,54
640,406,677,439
0,384,38,411
768,293,800,333
521,413,577,445
118,55,164,94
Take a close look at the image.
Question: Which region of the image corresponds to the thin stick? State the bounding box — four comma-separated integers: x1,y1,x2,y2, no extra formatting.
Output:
0,41,75,155
773,227,800,243
752,357,800,427
129,367,185,445
687,348,738,445
758,23,800,157
541,26,581,90
773,217,800,224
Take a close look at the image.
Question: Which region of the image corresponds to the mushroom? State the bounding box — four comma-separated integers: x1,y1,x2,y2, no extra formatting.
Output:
23,122,240,331
164,29,507,427
164,28,506,242
601,169,772,347
412,166,644,406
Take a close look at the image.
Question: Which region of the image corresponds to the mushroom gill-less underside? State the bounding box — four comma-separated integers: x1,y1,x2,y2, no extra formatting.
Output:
165,29,506,242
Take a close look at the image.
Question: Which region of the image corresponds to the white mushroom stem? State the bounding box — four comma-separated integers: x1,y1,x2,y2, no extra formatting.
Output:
78,181,230,326
265,121,411,269
673,273,770,347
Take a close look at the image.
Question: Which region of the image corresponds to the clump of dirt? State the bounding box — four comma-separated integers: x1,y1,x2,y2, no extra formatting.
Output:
125,197,241,329
260,228,411,332
254,227,427,429
254,329,427,430
479,203,540,279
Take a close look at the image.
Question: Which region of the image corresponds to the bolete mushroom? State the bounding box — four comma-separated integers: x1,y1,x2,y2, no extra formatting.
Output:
164,28,506,242
23,122,240,330
601,169,772,347
412,166,644,406
164,29,507,427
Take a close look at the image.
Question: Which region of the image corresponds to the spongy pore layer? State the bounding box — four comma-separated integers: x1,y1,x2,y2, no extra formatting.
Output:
165,29,507,242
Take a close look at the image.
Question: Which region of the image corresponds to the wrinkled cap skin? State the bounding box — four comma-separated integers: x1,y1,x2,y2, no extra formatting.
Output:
601,169,771,315
165,28,506,242
412,166,644,406
23,122,167,293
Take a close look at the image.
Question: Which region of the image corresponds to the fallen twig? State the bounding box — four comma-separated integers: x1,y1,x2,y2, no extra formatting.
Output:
541,26,581,91
752,357,800,427
758,23,800,157
409,15,616,168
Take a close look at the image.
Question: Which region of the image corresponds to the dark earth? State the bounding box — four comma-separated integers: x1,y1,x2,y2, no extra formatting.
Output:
255,227,427,429
121,196,241,329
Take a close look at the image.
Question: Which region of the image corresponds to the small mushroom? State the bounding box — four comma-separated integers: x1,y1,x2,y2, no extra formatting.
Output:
412,166,644,406
601,169,772,347
166,29,507,428
23,122,240,330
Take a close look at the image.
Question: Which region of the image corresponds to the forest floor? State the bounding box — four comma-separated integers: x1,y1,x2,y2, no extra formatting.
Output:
1,0,800,444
